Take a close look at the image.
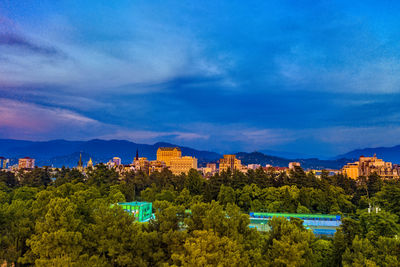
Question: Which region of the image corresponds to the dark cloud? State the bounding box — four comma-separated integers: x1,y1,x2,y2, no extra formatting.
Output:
0,33,63,56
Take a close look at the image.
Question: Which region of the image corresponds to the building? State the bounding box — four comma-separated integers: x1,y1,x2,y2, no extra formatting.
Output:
149,160,167,173
18,157,35,169
200,163,218,177
342,154,399,179
115,201,153,222
87,158,93,168
133,157,150,174
249,212,341,235
169,156,198,175
342,162,359,179
112,157,122,166
219,154,242,172
207,163,217,173
289,162,301,170
156,147,182,166
248,164,261,170
0,157,9,169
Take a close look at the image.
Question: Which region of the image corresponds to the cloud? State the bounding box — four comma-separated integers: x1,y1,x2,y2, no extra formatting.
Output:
98,130,209,144
0,33,62,56
0,98,100,139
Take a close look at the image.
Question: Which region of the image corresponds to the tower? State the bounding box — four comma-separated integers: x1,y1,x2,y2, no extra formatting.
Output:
78,153,83,171
87,158,93,168
136,149,139,161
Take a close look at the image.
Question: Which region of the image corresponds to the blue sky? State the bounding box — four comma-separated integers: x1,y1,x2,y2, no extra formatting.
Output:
1,0,400,157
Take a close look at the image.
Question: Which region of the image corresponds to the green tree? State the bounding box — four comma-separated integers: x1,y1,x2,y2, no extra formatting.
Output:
186,169,204,195
171,230,250,267
265,216,315,267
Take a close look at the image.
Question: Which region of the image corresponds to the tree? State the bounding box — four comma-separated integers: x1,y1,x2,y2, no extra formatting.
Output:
375,184,400,221
218,185,236,207
19,167,51,187
0,199,35,266
0,171,17,187
265,216,315,267
185,169,204,195
171,230,250,267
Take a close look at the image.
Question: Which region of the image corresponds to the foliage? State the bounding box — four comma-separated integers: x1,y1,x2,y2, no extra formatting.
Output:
0,165,400,265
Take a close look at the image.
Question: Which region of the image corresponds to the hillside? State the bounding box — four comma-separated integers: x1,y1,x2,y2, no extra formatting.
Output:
336,145,400,163
236,152,351,169
0,139,222,167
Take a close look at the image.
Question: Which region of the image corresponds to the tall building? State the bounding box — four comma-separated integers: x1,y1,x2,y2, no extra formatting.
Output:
18,157,35,169
219,155,242,172
0,157,9,169
342,154,399,179
169,156,198,175
157,147,182,166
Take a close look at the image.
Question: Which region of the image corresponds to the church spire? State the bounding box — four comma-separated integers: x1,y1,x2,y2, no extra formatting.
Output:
78,153,83,167
135,149,139,161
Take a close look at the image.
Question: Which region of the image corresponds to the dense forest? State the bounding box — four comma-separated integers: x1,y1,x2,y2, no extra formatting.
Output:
1,165,400,266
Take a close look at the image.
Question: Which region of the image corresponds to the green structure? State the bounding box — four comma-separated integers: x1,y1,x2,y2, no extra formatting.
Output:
116,201,153,222
249,212,341,235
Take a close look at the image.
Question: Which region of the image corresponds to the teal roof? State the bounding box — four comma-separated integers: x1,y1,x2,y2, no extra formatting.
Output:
118,201,151,206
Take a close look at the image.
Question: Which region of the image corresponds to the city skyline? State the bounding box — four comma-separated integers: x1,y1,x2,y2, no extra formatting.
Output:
2,1,400,157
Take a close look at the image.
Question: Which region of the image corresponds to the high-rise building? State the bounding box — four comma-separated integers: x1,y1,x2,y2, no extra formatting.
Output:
0,157,9,169
169,156,198,175
18,157,35,169
219,155,242,172
157,147,182,166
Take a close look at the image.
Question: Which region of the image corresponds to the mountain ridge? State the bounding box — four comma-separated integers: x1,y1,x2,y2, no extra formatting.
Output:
336,145,400,163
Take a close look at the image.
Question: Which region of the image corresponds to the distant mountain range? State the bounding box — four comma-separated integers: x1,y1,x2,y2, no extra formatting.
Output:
0,139,221,167
336,145,400,164
2,139,400,169
236,152,352,169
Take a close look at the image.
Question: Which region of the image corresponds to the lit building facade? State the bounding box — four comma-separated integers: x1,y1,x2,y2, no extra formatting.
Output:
133,157,150,174
113,157,122,166
0,157,9,169
169,156,198,175
342,154,399,179
18,157,35,169
219,155,242,172
156,147,182,166
149,160,167,173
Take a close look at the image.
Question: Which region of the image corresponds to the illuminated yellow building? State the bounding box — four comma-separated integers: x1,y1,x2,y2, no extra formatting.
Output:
169,156,198,175
342,154,399,180
157,147,182,166
219,154,242,172
342,162,360,179
18,157,35,169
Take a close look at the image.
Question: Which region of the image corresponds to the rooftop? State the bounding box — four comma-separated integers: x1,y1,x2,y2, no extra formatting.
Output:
157,147,181,151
